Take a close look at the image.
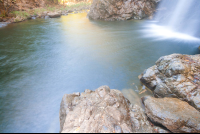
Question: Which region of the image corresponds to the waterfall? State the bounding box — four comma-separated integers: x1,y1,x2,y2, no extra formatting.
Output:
144,0,200,41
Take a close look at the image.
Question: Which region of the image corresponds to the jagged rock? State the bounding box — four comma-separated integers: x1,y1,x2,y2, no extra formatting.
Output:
87,0,160,21
59,86,167,133
143,96,200,133
47,12,61,18
139,54,200,111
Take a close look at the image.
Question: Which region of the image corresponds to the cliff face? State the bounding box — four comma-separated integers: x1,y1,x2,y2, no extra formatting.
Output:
87,0,160,21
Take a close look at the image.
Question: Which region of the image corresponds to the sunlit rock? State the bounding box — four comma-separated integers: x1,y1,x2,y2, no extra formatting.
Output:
143,96,200,133
87,0,160,21
48,12,61,18
59,86,167,133
139,54,200,111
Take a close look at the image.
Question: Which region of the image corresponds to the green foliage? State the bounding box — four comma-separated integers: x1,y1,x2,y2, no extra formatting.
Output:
33,8,46,15
46,6,56,11
65,2,91,10
11,11,30,18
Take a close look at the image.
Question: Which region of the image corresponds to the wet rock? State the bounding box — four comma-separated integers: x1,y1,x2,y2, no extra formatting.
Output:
139,54,200,110
59,86,164,133
47,12,61,18
87,0,160,21
143,96,200,133
44,16,49,19
31,16,37,20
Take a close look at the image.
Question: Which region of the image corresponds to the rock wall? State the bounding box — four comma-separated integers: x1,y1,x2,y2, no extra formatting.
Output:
87,0,160,21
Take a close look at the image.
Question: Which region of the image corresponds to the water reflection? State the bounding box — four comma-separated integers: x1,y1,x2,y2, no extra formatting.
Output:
0,13,199,133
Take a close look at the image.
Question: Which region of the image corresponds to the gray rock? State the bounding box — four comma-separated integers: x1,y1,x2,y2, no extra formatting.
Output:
87,0,160,21
143,96,200,133
31,16,36,20
139,54,200,111
67,10,73,13
47,12,61,18
59,86,165,133
44,16,49,19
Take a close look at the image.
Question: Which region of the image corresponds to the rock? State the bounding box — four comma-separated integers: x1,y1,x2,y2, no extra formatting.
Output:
59,86,165,133
44,16,49,19
139,54,200,111
31,16,36,20
143,96,200,133
67,10,73,13
47,12,61,18
87,0,160,21
0,17,3,22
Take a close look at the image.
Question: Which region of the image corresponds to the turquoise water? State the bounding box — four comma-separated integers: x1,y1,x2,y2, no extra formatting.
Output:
0,13,199,132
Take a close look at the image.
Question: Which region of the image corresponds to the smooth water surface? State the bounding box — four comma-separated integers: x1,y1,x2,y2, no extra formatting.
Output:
0,13,199,133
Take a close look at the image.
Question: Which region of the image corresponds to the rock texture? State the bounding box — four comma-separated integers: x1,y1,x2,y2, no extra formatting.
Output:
143,96,200,133
59,86,168,133
87,0,160,21
139,54,200,111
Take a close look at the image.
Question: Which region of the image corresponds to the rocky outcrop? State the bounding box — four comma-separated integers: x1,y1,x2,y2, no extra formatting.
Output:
142,96,200,133
139,54,200,111
87,0,160,21
59,86,168,133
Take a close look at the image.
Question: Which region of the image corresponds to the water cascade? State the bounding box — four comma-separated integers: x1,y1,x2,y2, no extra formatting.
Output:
145,0,200,41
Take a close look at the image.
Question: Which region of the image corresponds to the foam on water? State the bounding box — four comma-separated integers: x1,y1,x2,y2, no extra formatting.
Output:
143,0,200,41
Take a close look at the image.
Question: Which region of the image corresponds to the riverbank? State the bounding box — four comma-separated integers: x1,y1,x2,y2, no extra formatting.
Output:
0,2,91,24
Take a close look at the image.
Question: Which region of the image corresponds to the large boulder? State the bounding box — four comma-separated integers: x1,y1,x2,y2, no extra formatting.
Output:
59,86,167,133
143,96,200,133
139,54,200,111
87,0,160,21
47,12,61,18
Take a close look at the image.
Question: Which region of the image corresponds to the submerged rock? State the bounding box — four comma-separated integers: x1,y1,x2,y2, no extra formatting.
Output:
59,86,166,133
143,96,200,133
139,54,200,111
87,0,160,21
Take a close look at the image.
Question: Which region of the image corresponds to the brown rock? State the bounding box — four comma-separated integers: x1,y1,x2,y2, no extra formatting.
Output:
143,96,200,133
47,12,61,18
87,0,160,21
59,86,166,133
139,54,200,110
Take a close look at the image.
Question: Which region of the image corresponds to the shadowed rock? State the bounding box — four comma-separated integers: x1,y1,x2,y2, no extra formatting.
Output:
143,96,200,133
